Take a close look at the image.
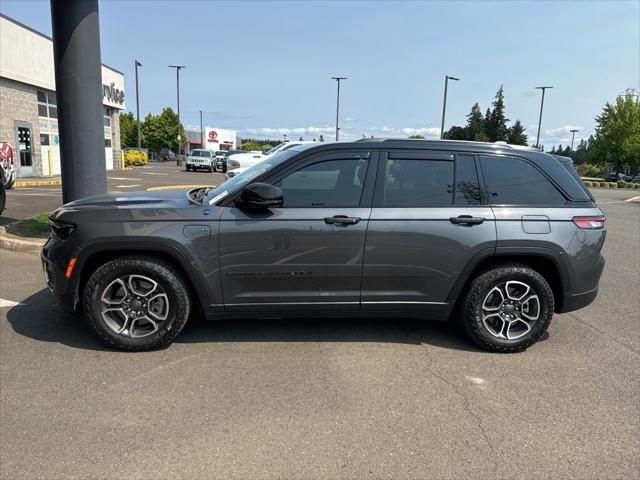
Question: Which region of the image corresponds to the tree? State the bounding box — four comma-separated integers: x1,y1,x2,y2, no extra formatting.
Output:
588,95,640,171
119,112,138,148
140,107,186,154
507,120,528,145
408,134,425,139
485,86,510,142
465,103,485,141
443,126,467,140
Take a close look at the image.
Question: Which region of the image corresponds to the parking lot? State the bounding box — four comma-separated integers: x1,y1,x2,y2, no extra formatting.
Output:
0,179,638,479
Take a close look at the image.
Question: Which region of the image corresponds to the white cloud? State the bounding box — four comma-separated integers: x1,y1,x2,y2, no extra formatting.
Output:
235,125,442,142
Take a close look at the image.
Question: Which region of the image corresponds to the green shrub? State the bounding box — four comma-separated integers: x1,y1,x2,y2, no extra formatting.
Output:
123,149,148,167
583,180,593,187
609,182,618,188
634,183,640,190
617,180,627,189
600,182,609,188
576,163,605,178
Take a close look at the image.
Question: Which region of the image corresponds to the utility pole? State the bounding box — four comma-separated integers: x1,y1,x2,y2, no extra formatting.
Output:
535,86,553,148
168,65,185,156
570,129,579,150
199,110,203,147
440,75,459,139
135,60,142,148
332,76,347,141
50,0,106,202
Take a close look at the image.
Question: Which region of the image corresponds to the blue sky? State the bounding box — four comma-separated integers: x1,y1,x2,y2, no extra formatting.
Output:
2,0,639,147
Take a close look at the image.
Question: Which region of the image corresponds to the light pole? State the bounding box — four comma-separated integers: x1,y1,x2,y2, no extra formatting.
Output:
199,110,203,147
535,86,553,148
440,75,459,139
283,133,287,142
570,129,579,150
332,76,347,141
168,65,185,156
135,60,142,148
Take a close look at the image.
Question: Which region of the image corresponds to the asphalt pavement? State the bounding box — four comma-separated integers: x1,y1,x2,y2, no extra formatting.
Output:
0,188,638,479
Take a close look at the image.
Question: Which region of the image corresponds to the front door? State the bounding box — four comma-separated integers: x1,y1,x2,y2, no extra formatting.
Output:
361,150,497,312
15,122,34,177
219,150,376,312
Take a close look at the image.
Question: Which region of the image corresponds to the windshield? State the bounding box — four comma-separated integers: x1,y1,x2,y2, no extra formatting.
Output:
202,145,315,205
190,150,211,157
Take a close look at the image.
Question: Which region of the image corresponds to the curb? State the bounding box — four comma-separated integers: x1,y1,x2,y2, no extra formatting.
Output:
15,178,62,187
0,226,46,254
147,184,212,191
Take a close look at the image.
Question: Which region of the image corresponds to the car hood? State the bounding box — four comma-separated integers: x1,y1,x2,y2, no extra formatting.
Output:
59,189,192,211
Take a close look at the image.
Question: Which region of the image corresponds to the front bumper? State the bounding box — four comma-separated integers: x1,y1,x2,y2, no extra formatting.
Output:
41,236,80,312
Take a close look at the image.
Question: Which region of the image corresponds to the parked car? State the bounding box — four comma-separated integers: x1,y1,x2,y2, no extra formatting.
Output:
214,150,245,173
1,142,17,189
603,172,624,182
42,139,606,352
158,151,176,162
632,173,640,183
226,141,313,176
185,149,216,172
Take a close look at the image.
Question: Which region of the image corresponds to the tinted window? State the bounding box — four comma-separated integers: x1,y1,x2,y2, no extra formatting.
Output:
455,154,481,205
480,156,566,205
276,159,367,207
382,159,453,207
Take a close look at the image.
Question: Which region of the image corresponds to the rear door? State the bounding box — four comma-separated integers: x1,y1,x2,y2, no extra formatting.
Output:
361,149,496,312
219,149,376,312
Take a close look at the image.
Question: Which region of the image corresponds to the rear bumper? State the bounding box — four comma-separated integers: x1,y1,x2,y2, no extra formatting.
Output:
558,286,599,313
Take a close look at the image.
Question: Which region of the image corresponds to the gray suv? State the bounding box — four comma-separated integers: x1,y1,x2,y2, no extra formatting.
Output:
42,140,606,352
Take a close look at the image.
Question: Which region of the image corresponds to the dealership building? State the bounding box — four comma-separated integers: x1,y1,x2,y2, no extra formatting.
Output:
186,128,238,151
0,14,125,178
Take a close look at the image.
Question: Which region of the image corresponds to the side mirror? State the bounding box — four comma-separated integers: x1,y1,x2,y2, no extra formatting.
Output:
236,183,283,210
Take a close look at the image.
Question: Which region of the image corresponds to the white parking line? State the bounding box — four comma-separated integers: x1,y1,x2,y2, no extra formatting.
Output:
141,172,169,176
108,177,141,180
0,299,22,308
116,184,142,188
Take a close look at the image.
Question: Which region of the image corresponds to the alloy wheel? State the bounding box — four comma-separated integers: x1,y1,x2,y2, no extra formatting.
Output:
481,280,540,340
100,274,169,338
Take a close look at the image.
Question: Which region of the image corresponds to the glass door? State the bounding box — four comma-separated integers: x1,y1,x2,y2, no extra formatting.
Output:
15,122,34,177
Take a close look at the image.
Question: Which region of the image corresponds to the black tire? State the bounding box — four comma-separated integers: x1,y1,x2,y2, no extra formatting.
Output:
460,263,554,353
208,165,213,172
0,182,5,216
82,256,191,351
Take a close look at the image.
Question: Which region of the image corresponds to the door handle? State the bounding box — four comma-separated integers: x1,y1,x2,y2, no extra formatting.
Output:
324,215,361,225
450,215,485,225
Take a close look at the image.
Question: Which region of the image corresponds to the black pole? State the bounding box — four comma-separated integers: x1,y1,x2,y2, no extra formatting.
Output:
570,129,578,150
169,65,185,156
440,75,459,139
332,76,346,141
50,0,106,203
135,60,141,149
199,110,203,147
535,86,553,148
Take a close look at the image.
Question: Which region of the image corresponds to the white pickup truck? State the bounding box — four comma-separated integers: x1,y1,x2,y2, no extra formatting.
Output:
225,141,314,178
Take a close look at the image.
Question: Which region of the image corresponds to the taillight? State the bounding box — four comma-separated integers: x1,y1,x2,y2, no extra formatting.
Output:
572,216,606,229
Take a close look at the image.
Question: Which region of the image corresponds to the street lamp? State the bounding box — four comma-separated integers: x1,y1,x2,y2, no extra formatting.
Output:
283,133,287,142
535,86,553,148
570,128,579,150
134,60,142,148
331,76,347,141
168,65,186,156
440,75,459,139
199,110,204,147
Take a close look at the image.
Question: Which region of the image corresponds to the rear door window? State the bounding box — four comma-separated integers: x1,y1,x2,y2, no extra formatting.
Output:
480,155,566,206
379,154,454,207
454,154,481,206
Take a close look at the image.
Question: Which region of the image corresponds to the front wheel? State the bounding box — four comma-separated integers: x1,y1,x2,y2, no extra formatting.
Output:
82,256,191,351
460,263,554,353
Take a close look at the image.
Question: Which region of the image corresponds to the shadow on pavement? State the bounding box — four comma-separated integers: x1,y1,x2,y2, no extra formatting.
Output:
6,288,481,353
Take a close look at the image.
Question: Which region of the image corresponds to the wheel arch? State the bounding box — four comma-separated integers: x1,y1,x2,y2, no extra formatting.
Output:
447,249,571,313
74,241,210,315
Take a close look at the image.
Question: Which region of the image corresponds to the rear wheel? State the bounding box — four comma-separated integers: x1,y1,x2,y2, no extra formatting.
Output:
185,165,191,172
82,256,191,351
460,263,554,353
0,182,5,215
